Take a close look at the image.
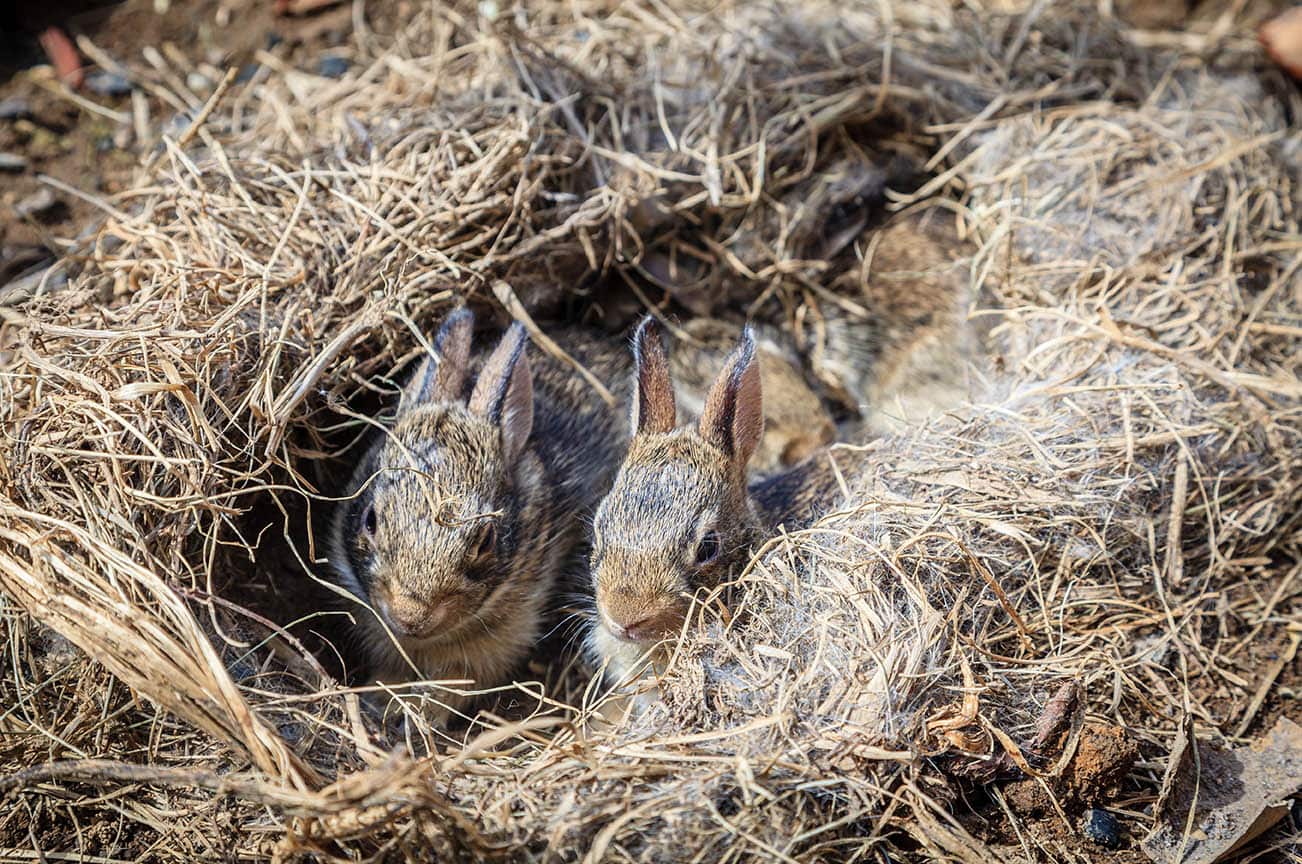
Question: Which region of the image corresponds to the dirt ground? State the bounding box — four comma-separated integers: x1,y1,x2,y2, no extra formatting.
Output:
0,0,419,288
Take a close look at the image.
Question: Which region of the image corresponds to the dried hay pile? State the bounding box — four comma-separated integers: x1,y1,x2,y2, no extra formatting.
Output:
1,1,1299,861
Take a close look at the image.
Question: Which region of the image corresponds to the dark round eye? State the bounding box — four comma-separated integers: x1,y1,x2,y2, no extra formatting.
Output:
361,504,377,537
695,531,720,566
469,520,497,565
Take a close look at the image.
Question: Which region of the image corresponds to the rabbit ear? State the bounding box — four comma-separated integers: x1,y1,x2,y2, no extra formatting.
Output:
631,316,676,435
699,326,763,470
468,322,534,464
400,308,473,413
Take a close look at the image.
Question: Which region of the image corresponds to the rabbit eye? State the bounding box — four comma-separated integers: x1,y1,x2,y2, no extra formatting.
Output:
694,531,721,566
468,520,497,566
361,504,377,538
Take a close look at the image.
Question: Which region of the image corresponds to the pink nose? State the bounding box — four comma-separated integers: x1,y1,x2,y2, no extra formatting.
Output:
604,606,680,644
378,595,449,639
618,615,657,643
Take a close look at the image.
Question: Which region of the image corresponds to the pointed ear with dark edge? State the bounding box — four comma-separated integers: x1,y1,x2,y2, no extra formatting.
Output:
468,322,534,464
699,326,763,470
631,316,676,435
400,307,474,413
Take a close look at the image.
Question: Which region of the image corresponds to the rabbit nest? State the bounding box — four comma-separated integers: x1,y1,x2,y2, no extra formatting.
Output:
0,1,1299,862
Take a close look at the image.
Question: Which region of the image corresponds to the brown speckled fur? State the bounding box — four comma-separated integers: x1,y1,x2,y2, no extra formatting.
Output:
813,213,977,431
669,319,836,473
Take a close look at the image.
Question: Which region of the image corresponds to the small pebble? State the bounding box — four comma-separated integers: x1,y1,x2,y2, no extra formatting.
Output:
84,70,134,98
186,71,211,93
15,188,58,218
1082,808,1121,850
0,98,31,120
317,55,349,78
0,153,29,172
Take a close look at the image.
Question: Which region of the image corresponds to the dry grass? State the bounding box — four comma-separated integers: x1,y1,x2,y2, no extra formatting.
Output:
1,0,1299,861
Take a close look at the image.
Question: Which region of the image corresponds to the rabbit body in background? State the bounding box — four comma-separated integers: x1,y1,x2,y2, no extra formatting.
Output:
808,214,980,435
668,317,836,475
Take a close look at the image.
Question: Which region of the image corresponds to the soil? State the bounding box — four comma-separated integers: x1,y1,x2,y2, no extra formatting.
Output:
1001,724,1141,817
0,0,410,289
953,724,1145,862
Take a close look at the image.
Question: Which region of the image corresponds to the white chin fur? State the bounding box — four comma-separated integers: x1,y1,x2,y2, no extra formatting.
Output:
587,621,657,687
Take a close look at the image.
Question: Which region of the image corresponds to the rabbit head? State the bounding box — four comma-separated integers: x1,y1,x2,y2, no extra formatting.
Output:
330,310,547,679
588,317,764,678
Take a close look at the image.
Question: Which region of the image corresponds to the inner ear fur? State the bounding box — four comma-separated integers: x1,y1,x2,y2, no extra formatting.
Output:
468,322,534,464
400,307,474,413
699,326,764,470
631,316,676,435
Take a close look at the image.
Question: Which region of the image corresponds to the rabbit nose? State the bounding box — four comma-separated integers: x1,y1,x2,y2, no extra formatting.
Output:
606,604,680,644
379,593,450,639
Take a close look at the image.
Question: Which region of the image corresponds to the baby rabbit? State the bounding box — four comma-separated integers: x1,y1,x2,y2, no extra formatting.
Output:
586,319,881,691
804,213,978,434
328,308,628,714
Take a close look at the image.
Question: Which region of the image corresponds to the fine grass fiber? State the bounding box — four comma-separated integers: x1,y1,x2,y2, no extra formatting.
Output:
1,1,1299,861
